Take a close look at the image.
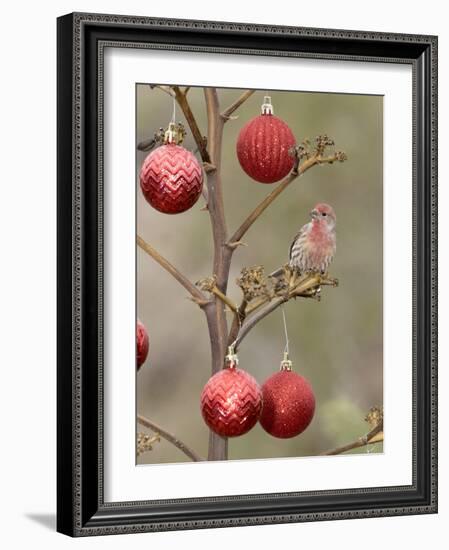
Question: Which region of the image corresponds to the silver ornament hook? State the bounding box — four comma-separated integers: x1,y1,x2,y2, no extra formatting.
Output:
165,121,177,144
261,95,274,115
227,309,244,367
226,344,239,368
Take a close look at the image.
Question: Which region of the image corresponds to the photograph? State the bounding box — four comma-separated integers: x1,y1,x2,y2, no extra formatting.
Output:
135,84,384,465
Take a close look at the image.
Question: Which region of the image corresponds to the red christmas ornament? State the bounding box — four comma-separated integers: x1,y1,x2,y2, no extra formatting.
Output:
236,96,296,184
200,348,262,437
140,123,203,214
136,319,149,370
259,355,315,438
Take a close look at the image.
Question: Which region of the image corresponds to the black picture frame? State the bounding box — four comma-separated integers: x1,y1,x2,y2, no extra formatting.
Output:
57,12,438,536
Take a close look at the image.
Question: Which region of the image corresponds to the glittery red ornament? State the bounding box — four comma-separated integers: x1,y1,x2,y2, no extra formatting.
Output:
140,142,203,214
136,319,149,370
260,362,315,438
201,353,262,437
236,97,296,184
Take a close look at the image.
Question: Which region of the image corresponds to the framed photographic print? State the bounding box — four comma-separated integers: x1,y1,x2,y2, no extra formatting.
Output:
57,12,438,536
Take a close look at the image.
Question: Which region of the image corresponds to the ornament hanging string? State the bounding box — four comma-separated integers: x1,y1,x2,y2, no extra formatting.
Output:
281,305,290,357
171,94,176,124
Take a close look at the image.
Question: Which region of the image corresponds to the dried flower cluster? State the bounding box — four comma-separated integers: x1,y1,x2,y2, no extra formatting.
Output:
137,432,160,457
365,406,384,429
236,266,270,302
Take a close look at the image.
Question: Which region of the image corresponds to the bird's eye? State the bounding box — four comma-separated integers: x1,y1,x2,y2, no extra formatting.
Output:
322,212,327,217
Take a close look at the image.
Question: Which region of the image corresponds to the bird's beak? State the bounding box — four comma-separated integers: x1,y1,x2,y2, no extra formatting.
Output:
310,209,318,220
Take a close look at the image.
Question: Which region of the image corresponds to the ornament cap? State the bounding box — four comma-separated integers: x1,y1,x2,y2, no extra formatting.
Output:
164,121,186,145
261,95,274,115
280,351,293,371
225,345,239,369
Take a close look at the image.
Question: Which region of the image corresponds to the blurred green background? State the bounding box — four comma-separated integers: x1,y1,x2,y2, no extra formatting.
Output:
136,85,383,464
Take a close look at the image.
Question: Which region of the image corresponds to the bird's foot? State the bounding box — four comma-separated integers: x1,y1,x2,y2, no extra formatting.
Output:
286,265,302,288
302,287,322,301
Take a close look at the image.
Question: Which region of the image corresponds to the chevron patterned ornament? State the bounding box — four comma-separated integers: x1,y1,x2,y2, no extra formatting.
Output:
259,354,315,438
136,318,149,371
200,349,262,437
236,96,296,184
140,141,203,214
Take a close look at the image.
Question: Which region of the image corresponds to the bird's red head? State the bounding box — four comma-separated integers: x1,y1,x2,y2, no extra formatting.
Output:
310,203,336,224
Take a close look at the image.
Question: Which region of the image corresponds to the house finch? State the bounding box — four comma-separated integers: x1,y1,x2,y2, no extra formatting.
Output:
288,203,336,274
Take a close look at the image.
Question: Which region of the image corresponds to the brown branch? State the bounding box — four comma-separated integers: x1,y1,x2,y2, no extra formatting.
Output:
320,422,384,456
204,88,229,311
203,88,231,461
221,90,255,121
137,235,207,304
173,86,211,164
228,151,345,246
137,414,203,462
245,294,272,316
211,287,238,312
137,136,157,152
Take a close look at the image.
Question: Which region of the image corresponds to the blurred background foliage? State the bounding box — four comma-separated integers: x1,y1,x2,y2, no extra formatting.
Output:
136,85,383,464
